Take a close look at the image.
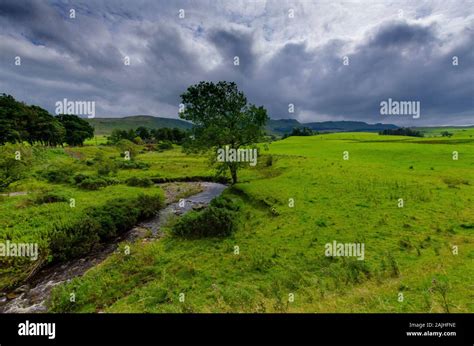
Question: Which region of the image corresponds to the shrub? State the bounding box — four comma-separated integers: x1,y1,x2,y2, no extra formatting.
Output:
116,160,150,170
76,177,108,190
157,141,173,151
210,195,241,211
31,191,68,204
93,152,118,176
133,136,143,145
116,139,139,158
0,144,33,190
97,160,117,176
49,219,101,261
72,173,88,184
265,155,273,167
73,173,118,190
49,194,164,261
441,131,453,137
136,194,164,219
125,176,153,187
40,163,75,184
171,207,236,238
171,196,239,238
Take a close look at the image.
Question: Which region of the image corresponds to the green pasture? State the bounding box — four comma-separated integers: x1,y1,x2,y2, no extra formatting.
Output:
44,132,473,312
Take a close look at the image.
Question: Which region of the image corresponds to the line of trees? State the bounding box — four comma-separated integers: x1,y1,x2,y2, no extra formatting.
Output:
108,126,188,145
0,94,94,146
379,128,424,137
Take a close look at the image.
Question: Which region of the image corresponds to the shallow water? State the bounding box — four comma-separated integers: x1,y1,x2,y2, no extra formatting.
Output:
141,182,227,235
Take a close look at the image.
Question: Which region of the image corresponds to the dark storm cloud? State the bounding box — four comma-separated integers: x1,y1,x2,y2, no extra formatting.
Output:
0,0,472,125
369,21,438,48
0,0,123,70
305,21,474,125
209,28,256,75
255,20,474,125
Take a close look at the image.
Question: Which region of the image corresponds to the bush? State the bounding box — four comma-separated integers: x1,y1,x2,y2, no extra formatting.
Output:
0,144,33,190
210,195,241,211
40,163,74,184
136,194,164,219
125,176,153,187
157,141,173,151
31,191,68,204
76,177,107,190
171,196,240,238
72,173,118,190
133,136,143,145
49,219,101,261
265,155,273,167
116,139,139,158
91,152,118,176
72,173,88,184
116,160,150,170
49,194,164,261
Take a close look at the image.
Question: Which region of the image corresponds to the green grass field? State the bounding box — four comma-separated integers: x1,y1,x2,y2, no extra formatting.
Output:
19,130,470,313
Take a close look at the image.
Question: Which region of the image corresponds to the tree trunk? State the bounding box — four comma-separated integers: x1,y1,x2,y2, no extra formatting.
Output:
229,164,238,184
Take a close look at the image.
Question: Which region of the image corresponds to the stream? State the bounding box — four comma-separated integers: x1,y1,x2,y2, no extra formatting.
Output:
0,182,227,313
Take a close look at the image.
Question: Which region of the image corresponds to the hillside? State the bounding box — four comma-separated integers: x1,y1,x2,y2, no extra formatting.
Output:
266,119,398,135
88,115,398,136
87,115,193,135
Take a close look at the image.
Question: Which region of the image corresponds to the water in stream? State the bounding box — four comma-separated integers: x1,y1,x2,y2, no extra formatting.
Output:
0,182,227,313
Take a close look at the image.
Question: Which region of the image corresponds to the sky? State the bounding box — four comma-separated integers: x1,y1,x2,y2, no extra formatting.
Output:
0,0,473,126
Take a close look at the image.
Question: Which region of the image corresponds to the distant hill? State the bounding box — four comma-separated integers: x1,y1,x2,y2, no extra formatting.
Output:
87,115,192,135
266,119,398,135
265,119,301,135
88,115,398,136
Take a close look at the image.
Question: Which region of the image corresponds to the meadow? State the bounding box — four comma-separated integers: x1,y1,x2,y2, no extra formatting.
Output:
0,141,215,289
16,129,470,313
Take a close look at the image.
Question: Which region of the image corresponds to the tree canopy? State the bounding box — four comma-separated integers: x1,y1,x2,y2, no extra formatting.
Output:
56,113,94,146
379,128,424,137
179,81,268,184
0,94,94,146
108,127,187,145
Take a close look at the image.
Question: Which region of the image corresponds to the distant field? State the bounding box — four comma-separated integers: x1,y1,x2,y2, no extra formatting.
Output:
83,135,108,145
42,132,473,313
418,127,474,138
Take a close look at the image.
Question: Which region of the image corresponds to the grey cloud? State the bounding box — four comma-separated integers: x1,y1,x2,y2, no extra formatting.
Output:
0,1,472,126
369,21,438,48
259,21,474,125
209,28,256,75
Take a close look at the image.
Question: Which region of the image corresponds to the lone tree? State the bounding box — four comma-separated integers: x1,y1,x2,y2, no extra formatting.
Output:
180,81,268,184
